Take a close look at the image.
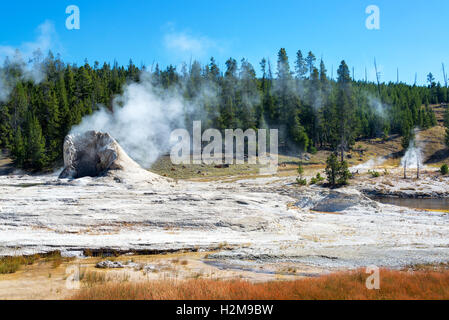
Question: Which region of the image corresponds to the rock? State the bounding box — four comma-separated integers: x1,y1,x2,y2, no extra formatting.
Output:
96,260,143,270
308,190,378,213
312,192,358,212
96,260,124,269
58,131,166,184
59,131,120,179
122,261,142,270
143,264,158,274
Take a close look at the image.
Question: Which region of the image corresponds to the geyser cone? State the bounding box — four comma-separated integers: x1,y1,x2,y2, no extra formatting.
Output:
59,131,164,183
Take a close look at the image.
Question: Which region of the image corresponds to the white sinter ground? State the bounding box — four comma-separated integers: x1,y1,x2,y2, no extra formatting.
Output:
0,132,448,271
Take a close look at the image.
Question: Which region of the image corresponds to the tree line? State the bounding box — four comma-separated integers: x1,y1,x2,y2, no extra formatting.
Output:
0,49,446,171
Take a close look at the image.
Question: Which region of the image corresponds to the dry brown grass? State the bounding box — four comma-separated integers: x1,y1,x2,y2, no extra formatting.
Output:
0,251,74,274
0,254,40,274
71,268,449,300
79,270,131,288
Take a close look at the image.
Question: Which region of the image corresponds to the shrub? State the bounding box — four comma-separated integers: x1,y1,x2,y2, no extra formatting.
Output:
309,146,317,154
441,164,449,175
296,162,307,185
0,257,22,274
325,154,339,186
297,162,304,176
368,170,380,178
310,173,325,185
326,154,351,187
337,161,351,185
382,127,390,141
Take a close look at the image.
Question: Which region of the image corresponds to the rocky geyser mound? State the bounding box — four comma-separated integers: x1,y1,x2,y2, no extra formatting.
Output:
59,131,164,184
59,131,118,179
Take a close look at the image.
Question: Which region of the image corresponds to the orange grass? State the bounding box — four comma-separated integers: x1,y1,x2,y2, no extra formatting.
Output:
71,268,449,300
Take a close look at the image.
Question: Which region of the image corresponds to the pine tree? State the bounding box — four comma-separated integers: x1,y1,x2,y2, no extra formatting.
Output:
336,60,355,161
295,50,308,80
305,51,316,78
0,103,13,148
276,48,305,148
56,73,70,138
291,115,309,152
11,82,28,131
325,153,339,186
261,59,276,122
325,153,350,187
427,73,435,87
45,87,61,163
238,59,259,129
76,66,94,114
12,127,25,166
208,57,220,83
401,122,414,150
24,112,46,170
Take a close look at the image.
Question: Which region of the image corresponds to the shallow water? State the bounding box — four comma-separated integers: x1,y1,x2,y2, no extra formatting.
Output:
372,197,449,210
203,259,321,277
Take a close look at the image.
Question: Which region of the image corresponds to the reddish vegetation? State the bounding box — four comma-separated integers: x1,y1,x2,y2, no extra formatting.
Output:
71,268,449,300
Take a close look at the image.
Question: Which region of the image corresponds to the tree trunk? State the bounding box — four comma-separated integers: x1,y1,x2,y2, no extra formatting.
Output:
417,161,420,179
340,142,344,162
404,162,407,179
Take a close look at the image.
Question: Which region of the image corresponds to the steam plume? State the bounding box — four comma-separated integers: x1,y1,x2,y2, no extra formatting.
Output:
0,21,56,102
70,73,187,168
401,130,423,169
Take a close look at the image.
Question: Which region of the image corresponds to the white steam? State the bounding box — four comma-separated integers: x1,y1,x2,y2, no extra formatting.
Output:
0,73,12,102
0,21,57,102
367,95,388,118
401,133,423,169
401,129,424,169
70,73,189,168
351,157,386,171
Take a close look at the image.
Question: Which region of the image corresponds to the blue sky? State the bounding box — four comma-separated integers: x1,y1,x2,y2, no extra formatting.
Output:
0,0,448,85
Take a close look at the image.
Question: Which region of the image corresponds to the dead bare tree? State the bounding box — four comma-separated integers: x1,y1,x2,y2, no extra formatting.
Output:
417,160,420,179
443,63,448,88
374,58,381,97
404,161,407,179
